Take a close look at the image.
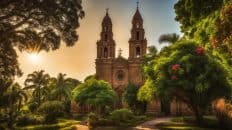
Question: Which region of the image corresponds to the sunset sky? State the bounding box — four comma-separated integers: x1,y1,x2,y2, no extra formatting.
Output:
17,0,181,83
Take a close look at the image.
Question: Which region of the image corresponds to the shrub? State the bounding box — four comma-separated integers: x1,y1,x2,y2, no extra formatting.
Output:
110,109,134,123
28,102,39,113
16,114,44,126
38,101,64,123
87,112,99,128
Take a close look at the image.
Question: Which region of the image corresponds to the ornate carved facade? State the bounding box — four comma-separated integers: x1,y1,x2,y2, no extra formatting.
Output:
95,7,146,106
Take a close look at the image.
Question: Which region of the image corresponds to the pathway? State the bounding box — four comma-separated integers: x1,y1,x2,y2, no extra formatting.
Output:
133,117,171,130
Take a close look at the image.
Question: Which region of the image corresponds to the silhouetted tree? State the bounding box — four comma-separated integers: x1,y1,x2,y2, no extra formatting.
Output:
0,0,84,80
24,70,50,106
1,82,27,129
159,33,180,44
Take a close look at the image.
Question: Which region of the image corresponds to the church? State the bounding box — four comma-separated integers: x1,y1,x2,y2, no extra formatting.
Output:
95,5,146,106
95,4,191,115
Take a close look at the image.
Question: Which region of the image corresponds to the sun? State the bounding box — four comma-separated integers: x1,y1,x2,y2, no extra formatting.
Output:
28,53,41,64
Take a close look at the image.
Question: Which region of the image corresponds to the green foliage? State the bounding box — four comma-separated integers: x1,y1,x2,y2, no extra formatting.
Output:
141,40,232,123
0,0,84,52
16,114,44,126
50,73,72,101
123,83,146,114
110,109,134,123
86,109,147,128
174,0,223,36
87,112,100,127
0,0,84,84
28,102,39,113
16,119,79,130
159,33,180,44
84,74,96,82
72,79,117,113
38,101,64,123
175,0,232,57
0,82,28,129
24,70,50,107
138,79,156,102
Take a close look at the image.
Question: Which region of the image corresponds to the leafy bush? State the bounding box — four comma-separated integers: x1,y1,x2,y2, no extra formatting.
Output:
110,109,134,123
16,114,44,126
123,83,147,115
28,102,39,113
87,112,99,128
72,79,117,113
38,101,64,123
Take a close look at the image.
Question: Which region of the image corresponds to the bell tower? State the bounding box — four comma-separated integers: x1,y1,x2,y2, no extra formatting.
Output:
96,9,115,85
129,2,147,59
128,1,147,86
97,9,115,59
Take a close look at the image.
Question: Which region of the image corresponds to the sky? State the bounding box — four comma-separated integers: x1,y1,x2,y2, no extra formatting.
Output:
16,0,181,84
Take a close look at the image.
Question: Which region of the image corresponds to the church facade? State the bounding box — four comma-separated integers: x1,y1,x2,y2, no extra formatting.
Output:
95,7,146,103
94,6,192,115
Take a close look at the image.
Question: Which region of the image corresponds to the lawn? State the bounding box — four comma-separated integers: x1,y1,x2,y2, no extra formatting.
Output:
15,119,79,130
156,116,222,130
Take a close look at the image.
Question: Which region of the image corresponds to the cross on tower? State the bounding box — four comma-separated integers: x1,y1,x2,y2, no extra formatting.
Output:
106,8,109,14
137,0,139,9
118,48,122,57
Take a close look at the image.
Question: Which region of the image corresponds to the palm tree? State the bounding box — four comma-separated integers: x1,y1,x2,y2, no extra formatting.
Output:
51,73,72,102
3,82,27,129
24,70,50,106
158,33,180,44
8,83,28,112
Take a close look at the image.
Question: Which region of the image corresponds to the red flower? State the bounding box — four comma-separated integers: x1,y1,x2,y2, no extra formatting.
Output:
172,64,180,71
195,46,205,55
171,75,177,80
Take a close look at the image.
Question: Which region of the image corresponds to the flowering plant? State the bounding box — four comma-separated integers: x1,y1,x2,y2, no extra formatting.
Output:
195,46,205,55
171,64,180,71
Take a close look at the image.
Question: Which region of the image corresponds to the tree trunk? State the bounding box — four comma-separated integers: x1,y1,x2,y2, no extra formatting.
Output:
18,100,21,112
38,87,41,106
193,107,204,125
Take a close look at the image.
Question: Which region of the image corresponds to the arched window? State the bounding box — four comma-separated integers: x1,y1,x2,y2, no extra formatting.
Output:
104,34,108,41
104,26,108,31
136,31,140,40
136,47,140,57
136,23,140,28
104,47,108,58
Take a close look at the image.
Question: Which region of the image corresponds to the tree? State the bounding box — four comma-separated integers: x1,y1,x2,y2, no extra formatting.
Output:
158,33,180,44
141,46,158,72
66,77,81,90
24,70,50,106
51,73,71,101
84,74,96,82
140,40,232,123
0,0,84,81
72,79,117,114
0,0,84,52
38,100,64,123
1,82,27,129
0,1,84,119
50,73,80,114
174,0,223,36
123,83,146,114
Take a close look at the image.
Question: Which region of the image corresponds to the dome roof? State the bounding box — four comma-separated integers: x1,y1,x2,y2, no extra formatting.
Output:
102,10,112,25
132,8,143,22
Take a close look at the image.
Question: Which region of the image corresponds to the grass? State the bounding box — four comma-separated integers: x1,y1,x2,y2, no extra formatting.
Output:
15,119,79,130
156,116,222,130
